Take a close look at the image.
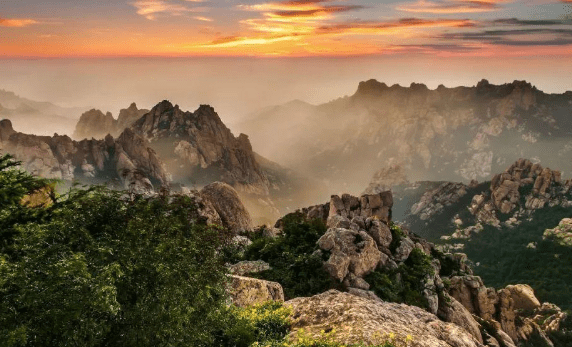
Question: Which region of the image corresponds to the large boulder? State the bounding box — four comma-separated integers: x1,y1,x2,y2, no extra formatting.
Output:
317,227,381,282
228,275,284,308
287,290,483,347
200,182,253,233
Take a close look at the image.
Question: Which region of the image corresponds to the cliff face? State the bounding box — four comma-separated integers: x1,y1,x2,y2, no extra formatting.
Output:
0,119,168,192
239,80,572,193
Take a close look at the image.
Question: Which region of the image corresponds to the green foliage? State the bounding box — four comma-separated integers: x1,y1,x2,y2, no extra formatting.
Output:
464,205,572,311
0,156,232,347
243,213,337,299
365,248,434,310
388,222,405,253
217,301,292,347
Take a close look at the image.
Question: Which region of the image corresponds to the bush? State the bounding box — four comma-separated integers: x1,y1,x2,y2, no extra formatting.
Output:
216,301,292,347
0,155,232,347
365,248,434,310
243,213,337,299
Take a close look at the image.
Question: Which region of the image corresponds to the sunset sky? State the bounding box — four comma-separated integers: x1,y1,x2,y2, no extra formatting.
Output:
1,0,572,57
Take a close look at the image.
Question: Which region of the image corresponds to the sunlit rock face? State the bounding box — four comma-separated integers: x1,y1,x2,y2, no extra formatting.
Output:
240,79,572,193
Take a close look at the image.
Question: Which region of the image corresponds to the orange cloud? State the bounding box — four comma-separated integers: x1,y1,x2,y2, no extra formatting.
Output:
397,0,504,14
0,18,39,28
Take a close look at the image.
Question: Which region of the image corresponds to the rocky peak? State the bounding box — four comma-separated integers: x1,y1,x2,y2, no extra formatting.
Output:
73,108,117,140
0,119,16,142
117,102,149,131
131,100,271,199
354,79,389,96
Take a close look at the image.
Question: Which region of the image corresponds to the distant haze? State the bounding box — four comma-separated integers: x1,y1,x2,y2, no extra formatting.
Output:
1,56,571,134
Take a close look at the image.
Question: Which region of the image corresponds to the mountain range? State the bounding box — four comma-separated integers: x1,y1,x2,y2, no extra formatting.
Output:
237,79,572,194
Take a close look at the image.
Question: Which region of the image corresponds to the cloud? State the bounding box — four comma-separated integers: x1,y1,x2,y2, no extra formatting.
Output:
132,0,205,20
194,16,213,22
200,17,474,49
315,18,475,34
0,18,39,27
441,28,572,46
491,18,571,26
203,34,301,47
396,0,503,14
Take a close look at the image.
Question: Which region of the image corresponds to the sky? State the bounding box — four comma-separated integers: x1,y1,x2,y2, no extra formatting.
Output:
1,0,572,57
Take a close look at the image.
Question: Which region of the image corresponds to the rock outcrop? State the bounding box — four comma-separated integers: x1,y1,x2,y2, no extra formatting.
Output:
228,275,284,308
287,290,483,347
199,182,253,233
0,119,169,192
449,276,566,345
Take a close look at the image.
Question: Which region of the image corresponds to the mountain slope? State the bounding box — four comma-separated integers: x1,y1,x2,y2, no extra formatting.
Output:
366,159,572,311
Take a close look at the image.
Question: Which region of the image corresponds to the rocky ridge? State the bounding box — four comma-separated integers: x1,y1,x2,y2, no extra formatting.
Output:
239,79,572,194
0,119,168,193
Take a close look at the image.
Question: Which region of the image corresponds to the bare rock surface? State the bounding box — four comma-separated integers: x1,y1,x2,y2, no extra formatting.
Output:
287,290,483,347
228,275,284,308
200,182,253,233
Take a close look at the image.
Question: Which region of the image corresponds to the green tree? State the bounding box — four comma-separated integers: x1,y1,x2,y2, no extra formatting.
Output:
0,155,231,347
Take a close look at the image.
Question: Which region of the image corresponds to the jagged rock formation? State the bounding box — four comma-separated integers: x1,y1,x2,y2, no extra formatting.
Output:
239,80,572,194
287,290,482,347
543,218,572,246
467,159,572,228
399,159,572,241
0,119,168,192
411,182,470,221
199,182,253,233
449,277,567,346
129,100,318,223
72,103,149,140
131,101,270,194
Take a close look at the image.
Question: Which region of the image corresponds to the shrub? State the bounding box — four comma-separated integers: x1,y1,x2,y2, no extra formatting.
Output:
0,155,232,347
243,213,337,299
365,248,434,310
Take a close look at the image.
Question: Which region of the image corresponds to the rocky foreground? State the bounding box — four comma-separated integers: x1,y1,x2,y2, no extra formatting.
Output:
228,189,568,347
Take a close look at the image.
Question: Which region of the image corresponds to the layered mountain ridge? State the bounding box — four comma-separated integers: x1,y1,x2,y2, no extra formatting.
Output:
238,79,572,194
